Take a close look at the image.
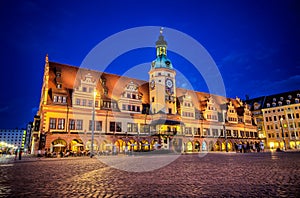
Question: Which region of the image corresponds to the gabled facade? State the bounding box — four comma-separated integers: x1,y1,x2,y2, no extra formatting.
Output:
32,31,259,154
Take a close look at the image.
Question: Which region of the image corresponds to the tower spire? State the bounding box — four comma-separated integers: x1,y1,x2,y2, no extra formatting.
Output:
156,27,167,57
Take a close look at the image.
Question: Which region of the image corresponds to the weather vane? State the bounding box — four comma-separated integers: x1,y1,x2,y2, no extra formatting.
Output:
160,27,164,34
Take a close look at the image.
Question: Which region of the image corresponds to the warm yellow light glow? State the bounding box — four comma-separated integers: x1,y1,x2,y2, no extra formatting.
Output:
269,142,274,148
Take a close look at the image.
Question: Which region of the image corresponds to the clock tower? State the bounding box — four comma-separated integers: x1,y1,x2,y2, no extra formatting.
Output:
149,28,177,114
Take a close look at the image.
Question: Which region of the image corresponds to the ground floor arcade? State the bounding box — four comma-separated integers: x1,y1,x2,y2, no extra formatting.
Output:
42,133,263,154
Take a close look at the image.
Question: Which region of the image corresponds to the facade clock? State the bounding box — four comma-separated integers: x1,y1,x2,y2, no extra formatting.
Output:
166,79,173,88
150,80,155,90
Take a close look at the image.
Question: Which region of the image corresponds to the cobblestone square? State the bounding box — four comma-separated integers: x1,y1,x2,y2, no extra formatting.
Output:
0,152,299,197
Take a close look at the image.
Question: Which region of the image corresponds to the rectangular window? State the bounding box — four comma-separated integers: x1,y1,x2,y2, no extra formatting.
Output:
89,120,94,131
76,98,80,105
137,106,140,112
226,130,231,137
240,131,244,137
245,131,249,137
58,96,62,103
76,120,83,130
69,119,75,130
96,121,102,131
128,105,131,111
212,129,218,136
110,122,116,132
140,124,150,133
194,128,200,136
95,101,99,107
116,122,122,132
57,118,65,130
127,123,138,132
185,127,192,135
233,130,238,137
82,99,86,106
53,96,58,103
49,118,56,129
88,100,93,107
122,104,126,110
168,108,172,114
152,97,155,102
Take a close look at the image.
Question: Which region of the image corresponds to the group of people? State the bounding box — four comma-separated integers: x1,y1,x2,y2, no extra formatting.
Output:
236,141,264,153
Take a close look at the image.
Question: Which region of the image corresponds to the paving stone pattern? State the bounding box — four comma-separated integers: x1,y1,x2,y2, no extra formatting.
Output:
0,152,299,197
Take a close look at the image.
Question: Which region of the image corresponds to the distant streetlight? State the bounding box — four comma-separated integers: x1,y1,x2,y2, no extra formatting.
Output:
90,91,97,158
280,117,287,151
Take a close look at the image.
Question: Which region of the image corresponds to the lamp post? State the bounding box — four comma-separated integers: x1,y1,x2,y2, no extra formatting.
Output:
90,91,96,158
280,117,287,151
223,110,228,152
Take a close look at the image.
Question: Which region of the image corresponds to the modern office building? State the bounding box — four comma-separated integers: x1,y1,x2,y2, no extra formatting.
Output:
246,90,300,150
33,31,259,154
0,129,26,153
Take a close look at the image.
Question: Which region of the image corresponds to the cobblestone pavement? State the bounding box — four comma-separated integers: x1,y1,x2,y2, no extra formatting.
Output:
0,152,300,197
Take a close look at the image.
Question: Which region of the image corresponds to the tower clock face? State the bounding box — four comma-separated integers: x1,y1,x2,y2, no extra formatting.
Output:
166,79,173,88
150,80,155,90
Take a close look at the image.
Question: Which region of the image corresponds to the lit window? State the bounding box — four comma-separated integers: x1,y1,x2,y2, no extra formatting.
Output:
69,119,75,130
53,96,58,103
57,119,65,130
76,120,83,130
49,118,56,129
76,99,80,105
62,97,67,103
96,121,102,131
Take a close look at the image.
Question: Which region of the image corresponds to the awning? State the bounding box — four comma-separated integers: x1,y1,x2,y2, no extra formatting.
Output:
150,119,184,126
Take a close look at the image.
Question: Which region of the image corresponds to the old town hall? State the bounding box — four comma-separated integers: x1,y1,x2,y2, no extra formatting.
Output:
31,30,259,155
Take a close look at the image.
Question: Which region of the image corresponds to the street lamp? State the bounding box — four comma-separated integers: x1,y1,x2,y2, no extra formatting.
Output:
90,91,97,158
280,117,287,151
222,110,228,152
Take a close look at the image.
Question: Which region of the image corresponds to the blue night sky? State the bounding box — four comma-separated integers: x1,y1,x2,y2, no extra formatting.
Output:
0,0,299,129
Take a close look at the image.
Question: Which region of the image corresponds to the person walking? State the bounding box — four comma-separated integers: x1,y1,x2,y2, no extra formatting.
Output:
18,149,22,160
14,149,18,160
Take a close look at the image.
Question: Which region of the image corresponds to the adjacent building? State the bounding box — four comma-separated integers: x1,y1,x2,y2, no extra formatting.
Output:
246,90,300,150
33,31,259,154
0,129,26,153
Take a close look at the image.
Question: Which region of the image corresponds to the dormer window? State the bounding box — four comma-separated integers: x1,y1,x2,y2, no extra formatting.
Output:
295,98,299,104
297,93,300,98
267,103,270,108
56,72,61,78
273,98,276,102
82,87,87,92
272,102,276,107
288,95,292,100
280,97,284,101
57,84,62,89
286,100,291,105
278,101,282,106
